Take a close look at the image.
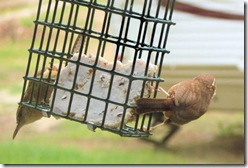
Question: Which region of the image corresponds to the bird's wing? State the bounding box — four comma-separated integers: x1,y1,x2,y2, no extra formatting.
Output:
169,80,199,107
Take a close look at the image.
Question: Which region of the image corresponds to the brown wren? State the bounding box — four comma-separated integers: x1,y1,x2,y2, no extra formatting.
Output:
136,73,216,127
13,65,59,139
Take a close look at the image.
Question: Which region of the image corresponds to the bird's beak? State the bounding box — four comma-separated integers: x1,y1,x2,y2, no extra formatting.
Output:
12,123,23,140
211,78,217,98
212,78,216,86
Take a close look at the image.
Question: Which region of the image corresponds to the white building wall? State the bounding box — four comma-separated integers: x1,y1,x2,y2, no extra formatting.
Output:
166,1,244,71
110,0,244,71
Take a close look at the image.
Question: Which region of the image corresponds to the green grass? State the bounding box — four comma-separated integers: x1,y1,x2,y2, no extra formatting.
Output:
1,141,84,164
1,120,190,165
0,41,29,69
0,140,183,164
1,112,243,164
0,41,29,91
5,84,23,95
1,120,174,164
1,117,244,164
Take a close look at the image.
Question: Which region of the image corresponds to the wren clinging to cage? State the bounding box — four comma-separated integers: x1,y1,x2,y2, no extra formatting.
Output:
13,31,82,139
13,65,59,139
136,73,216,127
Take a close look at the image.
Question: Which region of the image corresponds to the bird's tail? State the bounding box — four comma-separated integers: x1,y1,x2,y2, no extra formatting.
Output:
135,98,174,114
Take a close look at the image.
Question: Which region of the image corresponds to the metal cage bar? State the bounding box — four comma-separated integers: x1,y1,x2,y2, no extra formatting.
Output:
19,0,176,137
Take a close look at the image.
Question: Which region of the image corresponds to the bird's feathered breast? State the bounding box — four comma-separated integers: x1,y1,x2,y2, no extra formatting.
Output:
167,77,215,122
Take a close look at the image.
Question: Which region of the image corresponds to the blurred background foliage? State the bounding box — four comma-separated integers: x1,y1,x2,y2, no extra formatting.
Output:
0,0,244,164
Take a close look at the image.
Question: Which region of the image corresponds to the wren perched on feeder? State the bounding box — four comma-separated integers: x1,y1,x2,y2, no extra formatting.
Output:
136,73,216,128
13,65,59,139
